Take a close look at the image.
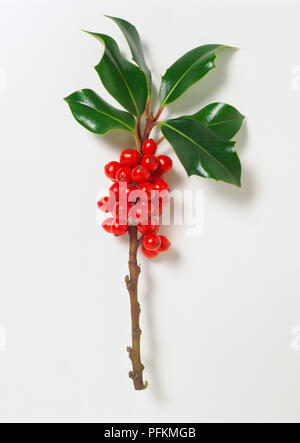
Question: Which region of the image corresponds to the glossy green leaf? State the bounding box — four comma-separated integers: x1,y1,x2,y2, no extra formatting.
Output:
85,32,148,117
160,45,231,105
185,102,245,140
64,89,136,134
105,16,152,93
160,118,241,187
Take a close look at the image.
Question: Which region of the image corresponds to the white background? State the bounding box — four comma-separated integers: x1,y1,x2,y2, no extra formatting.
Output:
0,0,300,423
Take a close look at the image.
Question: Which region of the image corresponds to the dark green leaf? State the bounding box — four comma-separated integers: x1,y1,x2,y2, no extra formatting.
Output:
160,45,231,105
185,102,245,140
160,118,241,187
85,32,148,116
105,16,152,93
64,89,136,134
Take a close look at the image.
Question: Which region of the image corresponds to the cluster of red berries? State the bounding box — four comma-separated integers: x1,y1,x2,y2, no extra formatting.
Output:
97,139,172,259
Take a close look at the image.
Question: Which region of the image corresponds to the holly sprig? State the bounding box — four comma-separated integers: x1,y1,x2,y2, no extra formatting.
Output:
65,15,244,187
64,16,245,391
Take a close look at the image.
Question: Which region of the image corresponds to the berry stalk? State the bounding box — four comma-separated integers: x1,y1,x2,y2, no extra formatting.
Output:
126,110,160,390
126,225,147,390
125,116,147,391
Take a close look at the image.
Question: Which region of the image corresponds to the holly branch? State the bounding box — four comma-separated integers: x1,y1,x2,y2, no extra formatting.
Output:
64,15,245,391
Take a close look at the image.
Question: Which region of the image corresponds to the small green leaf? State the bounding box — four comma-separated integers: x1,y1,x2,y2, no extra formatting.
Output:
160,45,231,105
160,118,241,187
105,16,152,94
64,89,136,134
85,32,148,117
185,102,245,140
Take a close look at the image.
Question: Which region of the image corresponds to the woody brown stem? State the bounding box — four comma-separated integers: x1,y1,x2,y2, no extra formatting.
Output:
154,105,164,123
126,226,147,391
126,102,164,391
157,136,165,145
142,105,164,144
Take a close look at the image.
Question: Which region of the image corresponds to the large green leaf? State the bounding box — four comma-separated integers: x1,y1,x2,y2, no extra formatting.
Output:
185,102,245,140
64,89,136,134
85,32,148,117
160,45,230,105
106,16,152,94
160,118,241,187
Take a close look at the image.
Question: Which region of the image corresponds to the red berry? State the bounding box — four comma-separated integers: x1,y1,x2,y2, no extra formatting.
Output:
150,198,164,217
141,155,159,173
157,236,171,253
142,139,157,156
161,191,170,208
138,221,160,236
113,202,132,220
111,221,128,237
120,149,141,168
152,224,160,235
116,166,133,184
142,246,159,259
131,165,150,184
97,196,114,213
109,183,120,201
102,217,114,233
129,203,149,224
120,184,138,203
157,155,173,174
143,234,161,251
138,182,155,200
104,161,121,181
153,178,169,193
